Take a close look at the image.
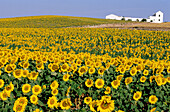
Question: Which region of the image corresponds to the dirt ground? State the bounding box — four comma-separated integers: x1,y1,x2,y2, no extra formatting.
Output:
81,22,170,31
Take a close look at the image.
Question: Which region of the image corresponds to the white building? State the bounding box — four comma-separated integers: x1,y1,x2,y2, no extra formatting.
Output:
106,11,163,23
147,11,163,23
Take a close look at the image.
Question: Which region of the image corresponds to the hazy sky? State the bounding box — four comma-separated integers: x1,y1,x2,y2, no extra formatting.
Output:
0,0,170,22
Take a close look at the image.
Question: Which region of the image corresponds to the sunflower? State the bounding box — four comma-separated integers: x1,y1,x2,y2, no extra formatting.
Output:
143,69,149,76
22,70,29,77
78,66,87,76
133,91,142,101
33,109,42,112
125,77,133,85
13,103,25,112
89,67,95,75
98,66,106,75
60,98,72,110
27,73,32,80
95,62,102,68
4,64,15,73
23,62,30,69
119,67,126,74
85,60,91,67
30,95,38,105
116,75,124,81
36,62,44,70
110,58,115,65
50,80,59,90
71,63,77,72
0,90,8,100
97,98,115,112
95,79,104,89
149,75,155,83
140,76,147,83
4,82,14,96
85,79,93,88
84,97,92,105
125,65,130,71
32,85,42,95
13,69,23,79
136,64,143,71
51,88,58,96
63,73,70,81
17,97,28,106
31,71,39,81
61,63,69,72
149,95,158,104
167,66,170,73
89,100,99,112
51,63,59,72
150,107,156,112
161,78,167,85
105,63,110,70
0,79,4,88
130,67,137,76
111,80,120,89
76,59,82,66
22,84,31,94
41,56,47,63
155,77,162,86
104,86,111,94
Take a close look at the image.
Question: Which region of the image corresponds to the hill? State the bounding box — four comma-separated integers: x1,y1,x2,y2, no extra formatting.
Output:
0,15,134,28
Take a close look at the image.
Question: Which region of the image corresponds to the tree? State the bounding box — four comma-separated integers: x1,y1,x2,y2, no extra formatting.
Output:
121,17,125,21
127,19,132,21
141,19,147,22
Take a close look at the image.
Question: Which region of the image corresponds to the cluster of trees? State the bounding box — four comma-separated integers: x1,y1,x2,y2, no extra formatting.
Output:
121,17,147,22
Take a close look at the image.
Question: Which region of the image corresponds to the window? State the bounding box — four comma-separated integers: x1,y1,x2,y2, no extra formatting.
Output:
159,15,160,17
159,19,160,21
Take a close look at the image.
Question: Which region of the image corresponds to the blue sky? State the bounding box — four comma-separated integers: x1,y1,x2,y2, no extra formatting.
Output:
0,0,170,22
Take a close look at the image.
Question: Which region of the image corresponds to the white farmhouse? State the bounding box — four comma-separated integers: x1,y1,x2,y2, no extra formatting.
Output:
147,11,163,23
106,11,163,23
106,14,123,20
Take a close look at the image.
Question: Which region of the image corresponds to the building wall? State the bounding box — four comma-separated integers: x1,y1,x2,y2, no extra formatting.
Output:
106,11,163,23
106,15,123,20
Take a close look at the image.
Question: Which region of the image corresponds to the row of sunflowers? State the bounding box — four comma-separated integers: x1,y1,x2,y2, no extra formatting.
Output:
0,28,169,112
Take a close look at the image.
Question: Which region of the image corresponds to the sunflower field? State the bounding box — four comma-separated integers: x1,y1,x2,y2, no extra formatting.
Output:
0,27,169,112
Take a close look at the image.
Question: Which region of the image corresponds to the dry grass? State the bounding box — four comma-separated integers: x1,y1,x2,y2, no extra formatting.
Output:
83,22,170,31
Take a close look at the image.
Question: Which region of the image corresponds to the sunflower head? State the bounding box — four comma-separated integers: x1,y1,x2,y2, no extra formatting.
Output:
60,98,72,110
63,74,70,82
149,95,158,104
111,80,120,89
30,95,38,105
32,85,42,95
95,79,104,89
47,96,58,108
84,97,92,105
125,77,133,85
140,76,147,83
0,79,4,88
133,91,142,101
50,80,59,90
104,86,111,94
22,84,31,94
85,79,93,88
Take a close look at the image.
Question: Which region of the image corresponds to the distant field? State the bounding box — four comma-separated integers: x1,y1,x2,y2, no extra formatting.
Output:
84,22,170,31
0,15,134,28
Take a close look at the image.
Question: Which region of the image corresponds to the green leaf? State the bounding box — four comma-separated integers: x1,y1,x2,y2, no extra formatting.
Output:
138,101,144,107
38,100,45,106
